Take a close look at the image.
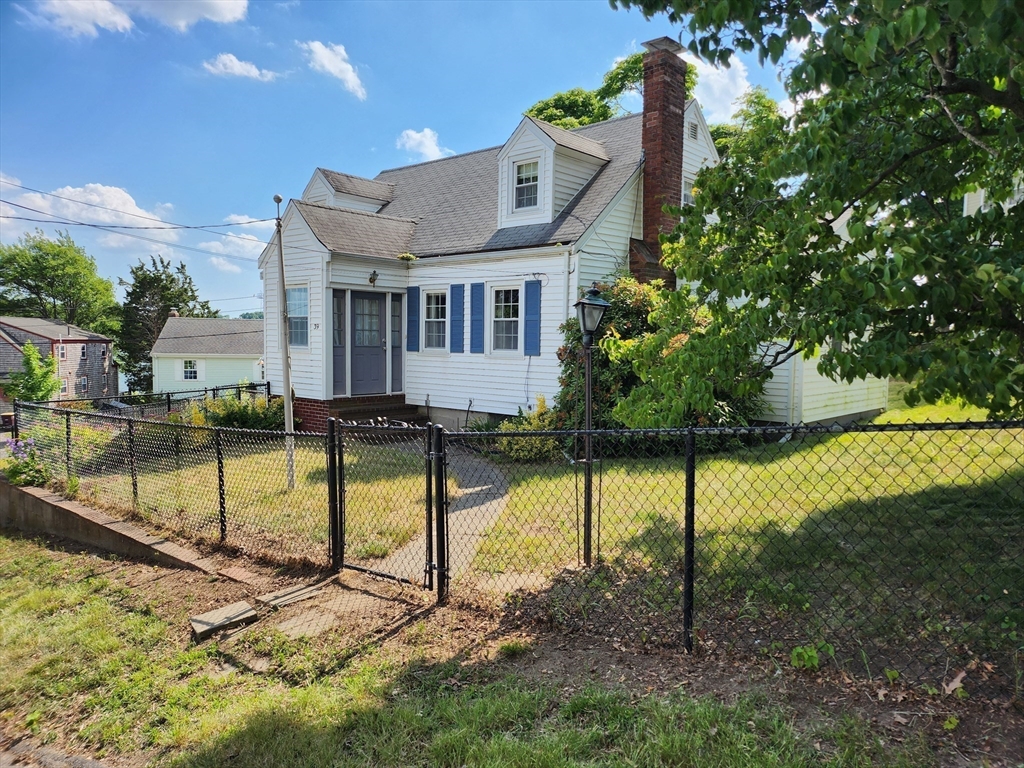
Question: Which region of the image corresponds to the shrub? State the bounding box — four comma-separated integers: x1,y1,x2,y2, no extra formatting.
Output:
1,438,50,487
496,396,563,462
176,392,286,431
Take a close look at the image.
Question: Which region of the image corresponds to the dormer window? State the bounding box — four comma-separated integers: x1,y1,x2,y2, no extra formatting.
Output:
514,161,539,210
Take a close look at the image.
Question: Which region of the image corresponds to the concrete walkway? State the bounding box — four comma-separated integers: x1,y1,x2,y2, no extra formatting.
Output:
373,447,509,582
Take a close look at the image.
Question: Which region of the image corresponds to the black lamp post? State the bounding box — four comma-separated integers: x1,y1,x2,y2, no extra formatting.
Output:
574,283,610,566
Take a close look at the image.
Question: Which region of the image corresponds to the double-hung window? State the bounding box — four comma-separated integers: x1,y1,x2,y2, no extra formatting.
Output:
286,287,309,347
514,161,538,210
78,376,88,392
682,180,695,207
493,288,520,351
58,345,66,360
60,379,68,395
183,360,198,380
424,292,447,349
81,345,87,359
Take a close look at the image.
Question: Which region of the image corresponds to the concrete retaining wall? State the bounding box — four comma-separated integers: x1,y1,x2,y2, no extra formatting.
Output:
0,478,214,572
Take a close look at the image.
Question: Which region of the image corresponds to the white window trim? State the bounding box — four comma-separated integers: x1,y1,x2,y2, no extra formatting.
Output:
513,159,539,211
81,345,87,359
422,289,448,353
183,359,199,381
682,179,695,207
60,378,68,395
78,376,88,392
488,283,522,355
58,344,66,360
506,153,545,218
286,284,310,349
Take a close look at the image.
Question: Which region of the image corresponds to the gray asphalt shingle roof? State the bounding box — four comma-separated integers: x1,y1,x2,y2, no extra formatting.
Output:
319,168,394,202
294,201,416,258
151,318,264,356
524,117,611,161
295,114,643,260
0,316,110,342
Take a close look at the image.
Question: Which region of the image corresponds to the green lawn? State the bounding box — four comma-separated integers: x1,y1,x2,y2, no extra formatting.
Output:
11,413,432,568
0,533,940,767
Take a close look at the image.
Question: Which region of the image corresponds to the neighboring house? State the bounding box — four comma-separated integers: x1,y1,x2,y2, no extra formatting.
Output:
259,37,885,431
151,317,265,393
0,316,118,404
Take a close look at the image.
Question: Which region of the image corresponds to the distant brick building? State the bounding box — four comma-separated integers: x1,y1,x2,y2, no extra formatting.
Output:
0,317,118,404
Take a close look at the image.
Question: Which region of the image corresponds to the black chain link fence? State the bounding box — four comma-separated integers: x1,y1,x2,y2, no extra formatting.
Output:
8,402,1022,687
29,382,272,420
442,422,1024,686
14,401,329,567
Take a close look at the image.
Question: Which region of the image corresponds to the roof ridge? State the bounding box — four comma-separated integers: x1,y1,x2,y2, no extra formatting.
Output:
375,144,502,175
293,199,418,224
570,112,643,134
317,167,395,188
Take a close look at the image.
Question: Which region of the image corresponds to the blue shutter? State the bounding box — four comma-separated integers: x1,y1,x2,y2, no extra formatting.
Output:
406,286,420,352
449,284,465,353
524,280,541,356
470,283,485,353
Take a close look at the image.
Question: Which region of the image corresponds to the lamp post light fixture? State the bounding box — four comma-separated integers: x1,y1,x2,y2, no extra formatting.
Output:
573,283,610,566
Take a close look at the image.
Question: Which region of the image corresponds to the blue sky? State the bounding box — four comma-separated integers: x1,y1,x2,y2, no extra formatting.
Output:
0,0,792,317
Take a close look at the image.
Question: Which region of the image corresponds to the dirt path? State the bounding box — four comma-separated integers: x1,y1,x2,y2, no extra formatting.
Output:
372,447,509,583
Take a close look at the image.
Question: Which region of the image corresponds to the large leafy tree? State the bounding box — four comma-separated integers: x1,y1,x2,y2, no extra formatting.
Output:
0,230,120,336
526,53,697,129
116,256,218,392
611,0,1024,417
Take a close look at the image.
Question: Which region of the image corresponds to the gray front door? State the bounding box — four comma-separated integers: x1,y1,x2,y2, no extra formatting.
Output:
351,292,387,395
332,290,346,397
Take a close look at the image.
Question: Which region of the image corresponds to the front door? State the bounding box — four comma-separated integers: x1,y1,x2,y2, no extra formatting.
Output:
350,292,387,395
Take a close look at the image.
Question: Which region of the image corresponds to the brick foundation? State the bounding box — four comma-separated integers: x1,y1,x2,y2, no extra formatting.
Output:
292,397,330,433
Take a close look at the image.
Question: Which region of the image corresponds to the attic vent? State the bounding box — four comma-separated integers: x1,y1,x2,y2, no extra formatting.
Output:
688,122,698,141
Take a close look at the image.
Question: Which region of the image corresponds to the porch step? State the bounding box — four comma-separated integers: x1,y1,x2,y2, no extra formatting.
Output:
329,395,423,425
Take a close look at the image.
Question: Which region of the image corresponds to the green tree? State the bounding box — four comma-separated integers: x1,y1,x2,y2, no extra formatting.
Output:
0,230,120,336
116,257,218,392
611,0,1024,417
3,342,60,402
238,311,264,319
526,52,697,129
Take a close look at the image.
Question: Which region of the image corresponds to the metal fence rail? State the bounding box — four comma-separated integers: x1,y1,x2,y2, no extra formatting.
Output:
30,382,272,420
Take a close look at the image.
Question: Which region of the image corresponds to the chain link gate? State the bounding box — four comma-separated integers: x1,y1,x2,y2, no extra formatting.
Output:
332,421,449,602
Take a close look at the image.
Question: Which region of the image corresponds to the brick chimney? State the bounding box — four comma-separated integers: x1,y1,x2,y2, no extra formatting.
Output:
630,37,688,284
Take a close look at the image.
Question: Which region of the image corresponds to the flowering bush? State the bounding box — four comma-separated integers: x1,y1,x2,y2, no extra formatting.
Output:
1,437,50,487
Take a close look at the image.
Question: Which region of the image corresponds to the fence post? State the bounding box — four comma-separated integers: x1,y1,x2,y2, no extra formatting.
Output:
215,428,226,543
265,381,271,400
326,418,340,571
65,410,73,481
424,423,434,591
165,392,171,415
337,424,346,568
432,424,448,604
11,400,18,440
682,429,696,653
127,418,138,506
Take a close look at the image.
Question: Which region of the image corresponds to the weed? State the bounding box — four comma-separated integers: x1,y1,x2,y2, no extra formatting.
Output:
496,640,531,659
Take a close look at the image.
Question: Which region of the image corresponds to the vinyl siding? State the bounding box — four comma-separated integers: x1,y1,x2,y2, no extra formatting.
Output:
576,174,640,288
552,149,603,218
152,356,263,393
759,349,796,423
797,355,887,424
498,127,552,229
263,208,327,401
405,250,568,416
302,174,334,205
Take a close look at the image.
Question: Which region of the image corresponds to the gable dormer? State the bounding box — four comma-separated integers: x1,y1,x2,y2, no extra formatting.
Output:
497,117,609,229
301,168,394,213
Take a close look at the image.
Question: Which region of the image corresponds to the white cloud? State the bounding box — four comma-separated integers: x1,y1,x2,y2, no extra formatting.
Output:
224,214,276,231
29,0,133,37
0,171,22,188
203,53,277,82
396,128,454,162
208,256,243,274
6,182,178,247
684,54,752,124
25,0,246,37
299,41,366,100
198,231,265,259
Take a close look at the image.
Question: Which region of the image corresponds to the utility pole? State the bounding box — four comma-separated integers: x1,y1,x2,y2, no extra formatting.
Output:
275,194,296,489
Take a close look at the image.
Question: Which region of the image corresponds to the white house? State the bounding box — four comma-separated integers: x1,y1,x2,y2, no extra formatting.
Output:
259,37,886,431
151,317,265,393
